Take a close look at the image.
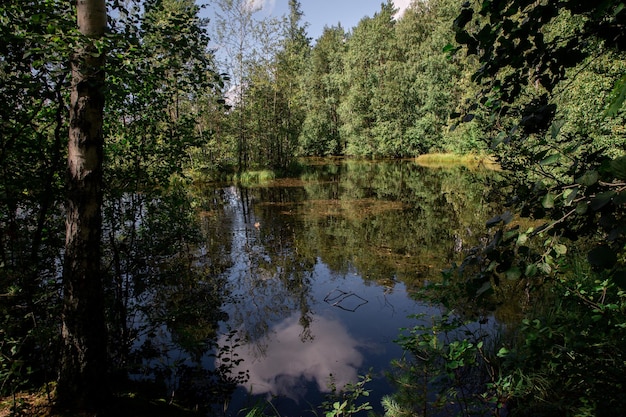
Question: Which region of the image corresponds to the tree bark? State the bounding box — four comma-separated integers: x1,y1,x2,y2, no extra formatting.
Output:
57,0,109,410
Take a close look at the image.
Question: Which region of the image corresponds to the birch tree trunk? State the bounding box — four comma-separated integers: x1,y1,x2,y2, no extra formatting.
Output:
57,0,109,409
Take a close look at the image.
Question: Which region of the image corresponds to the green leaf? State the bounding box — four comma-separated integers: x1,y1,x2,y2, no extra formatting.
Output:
492,131,507,147
497,347,509,357
539,154,560,166
553,244,567,256
525,263,538,277
504,229,519,241
505,266,522,280
576,170,599,186
610,155,626,180
614,191,626,205
576,202,588,214
537,262,552,275
591,191,616,211
550,119,565,139
562,186,578,206
606,73,626,117
542,193,555,208
443,43,459,54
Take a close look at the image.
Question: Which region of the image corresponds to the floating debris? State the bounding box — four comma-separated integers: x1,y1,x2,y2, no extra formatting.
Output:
324,289,368,312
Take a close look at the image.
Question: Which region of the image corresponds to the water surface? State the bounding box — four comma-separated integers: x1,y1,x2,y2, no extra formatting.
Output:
195,159,501,415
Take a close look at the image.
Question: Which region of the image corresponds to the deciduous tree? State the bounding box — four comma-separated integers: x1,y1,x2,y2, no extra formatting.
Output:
57,0,109,409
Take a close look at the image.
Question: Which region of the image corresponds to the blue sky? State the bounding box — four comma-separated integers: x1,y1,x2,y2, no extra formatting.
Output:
244,0,412,41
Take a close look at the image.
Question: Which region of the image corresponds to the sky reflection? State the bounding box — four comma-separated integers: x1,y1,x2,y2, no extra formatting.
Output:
223,313,365,401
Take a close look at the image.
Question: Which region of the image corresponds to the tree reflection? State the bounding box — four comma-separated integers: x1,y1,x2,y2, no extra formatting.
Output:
232,159,500,288
208,158,501,335
196,158,502,411
217,186,316,349
102,185,233,411
93,159,500,412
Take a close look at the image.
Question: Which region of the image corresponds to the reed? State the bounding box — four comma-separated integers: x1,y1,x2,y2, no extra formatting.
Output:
415,153,499,170
237,169,276,184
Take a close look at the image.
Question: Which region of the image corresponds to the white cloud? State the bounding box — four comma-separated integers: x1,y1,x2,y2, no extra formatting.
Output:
244,0,276,13
393,0,412,17
220,314,366,401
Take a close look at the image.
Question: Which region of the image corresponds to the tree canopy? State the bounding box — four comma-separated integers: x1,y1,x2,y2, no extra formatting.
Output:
1,0,626,414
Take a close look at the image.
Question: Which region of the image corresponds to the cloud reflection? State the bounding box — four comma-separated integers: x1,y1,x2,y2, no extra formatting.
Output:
224,314,364,400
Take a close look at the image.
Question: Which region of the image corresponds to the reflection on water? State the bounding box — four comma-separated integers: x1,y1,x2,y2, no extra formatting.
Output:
222,255,430,414
199,159,502,414
141,159,503,414
222,314,364,401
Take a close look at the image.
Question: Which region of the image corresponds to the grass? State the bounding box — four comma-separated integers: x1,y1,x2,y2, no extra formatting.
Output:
236,170,277,185
415,153,499,170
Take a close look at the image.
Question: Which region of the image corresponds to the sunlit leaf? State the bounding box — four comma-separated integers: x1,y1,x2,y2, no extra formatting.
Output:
553,244,567,256
542,193,555,208
539,154,560,166
563,186,578,206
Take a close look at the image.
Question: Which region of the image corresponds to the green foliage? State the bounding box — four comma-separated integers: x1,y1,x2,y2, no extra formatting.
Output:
300,25,346,156
339,2,400,158
322,373,373,417
4,0,626,411
393,0,626,415
0,0,226,401
0,0,73,398
386,313,503,417
492,260,626,415
105,0,223,188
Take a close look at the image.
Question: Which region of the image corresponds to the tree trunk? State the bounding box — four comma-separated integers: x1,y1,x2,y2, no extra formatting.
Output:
57,0,109,410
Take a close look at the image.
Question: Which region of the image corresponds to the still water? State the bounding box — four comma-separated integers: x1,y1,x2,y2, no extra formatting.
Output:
197,159,501,415
127,159,501,415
